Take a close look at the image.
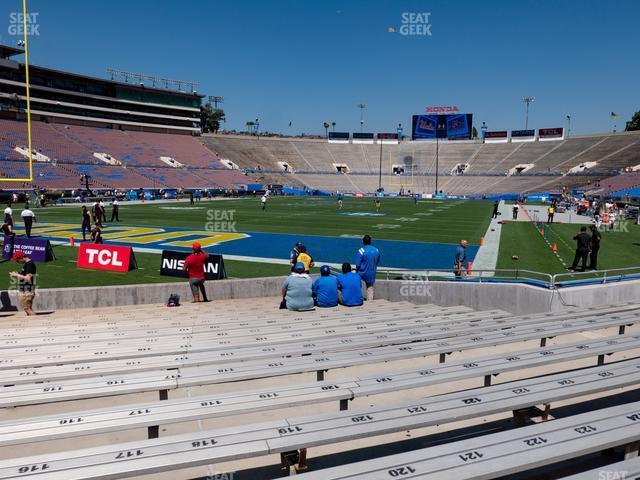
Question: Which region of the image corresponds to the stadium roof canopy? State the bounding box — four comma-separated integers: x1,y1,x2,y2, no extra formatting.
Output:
0,44,24,59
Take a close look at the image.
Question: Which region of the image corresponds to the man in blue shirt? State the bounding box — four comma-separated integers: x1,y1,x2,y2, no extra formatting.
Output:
312,265,338,308
337,262,363,307
355,234,381,301
454,239,468,278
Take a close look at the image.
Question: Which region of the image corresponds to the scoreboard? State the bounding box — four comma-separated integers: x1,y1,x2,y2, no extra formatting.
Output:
412,114,473,140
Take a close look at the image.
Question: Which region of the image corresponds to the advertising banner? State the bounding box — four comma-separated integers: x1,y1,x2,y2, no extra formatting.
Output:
160,250,226,280
2,236,55,262
77,244,137,272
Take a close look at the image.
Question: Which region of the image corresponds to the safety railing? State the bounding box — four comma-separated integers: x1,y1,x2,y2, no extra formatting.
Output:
551,265,640,288
379,266,640,290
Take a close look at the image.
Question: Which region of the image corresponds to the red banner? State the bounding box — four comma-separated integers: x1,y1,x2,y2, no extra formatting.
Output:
484,130,508,139
77,244,137,272
538,127,564,138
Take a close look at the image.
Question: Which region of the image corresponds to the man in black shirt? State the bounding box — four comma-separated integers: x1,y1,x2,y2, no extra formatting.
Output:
588,225,602,270
9,250,36,316
570,226,591,272
491,200,499,219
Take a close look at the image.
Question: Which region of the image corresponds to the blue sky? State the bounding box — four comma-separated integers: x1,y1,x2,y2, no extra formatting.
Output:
1,0,638,135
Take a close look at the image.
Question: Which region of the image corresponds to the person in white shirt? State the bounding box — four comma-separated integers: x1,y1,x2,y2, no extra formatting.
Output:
21,208,36,238
260,195,267,211
110,199,120,222
4,204,13,226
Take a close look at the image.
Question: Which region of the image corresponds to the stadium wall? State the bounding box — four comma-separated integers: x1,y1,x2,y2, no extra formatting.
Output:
4,277,640,315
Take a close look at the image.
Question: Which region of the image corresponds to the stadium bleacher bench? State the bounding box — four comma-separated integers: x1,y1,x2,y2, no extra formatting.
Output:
1,309,638,408
0,333,638,447
559,456,640,480
1,305,637,376
294,401,640,479
0,357,638,478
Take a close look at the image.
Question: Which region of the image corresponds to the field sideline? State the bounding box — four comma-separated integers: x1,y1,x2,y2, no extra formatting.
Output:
2,196,638,288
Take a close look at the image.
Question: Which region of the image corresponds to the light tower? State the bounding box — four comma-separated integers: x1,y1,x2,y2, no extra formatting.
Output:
356,103,367,132
522,96,534,130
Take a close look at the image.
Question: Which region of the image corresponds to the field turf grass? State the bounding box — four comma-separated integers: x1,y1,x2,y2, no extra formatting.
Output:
0,245,288,289
9,196,639,288
30,196,493,244
2,197,493,288
496,220,640,276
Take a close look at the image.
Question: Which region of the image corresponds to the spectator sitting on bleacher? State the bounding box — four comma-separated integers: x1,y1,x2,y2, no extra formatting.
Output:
312,265,338,308
337,262,363,307
280,262,314,311
296,244,314,273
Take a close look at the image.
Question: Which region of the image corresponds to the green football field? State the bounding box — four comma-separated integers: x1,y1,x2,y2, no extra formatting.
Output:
496,221,640,275
27,196,492,243
2,196,639,289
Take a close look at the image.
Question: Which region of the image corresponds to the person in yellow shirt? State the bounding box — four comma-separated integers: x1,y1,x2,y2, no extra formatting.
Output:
547,205,555,224
296,244,314,273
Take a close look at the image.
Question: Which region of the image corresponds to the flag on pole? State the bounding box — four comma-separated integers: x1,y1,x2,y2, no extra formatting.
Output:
610,112,618,119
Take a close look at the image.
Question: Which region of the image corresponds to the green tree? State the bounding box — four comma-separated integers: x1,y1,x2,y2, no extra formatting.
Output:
199,103,225,133
323,121,330,137
245,120,255,134
625,110,640,131
331,121,336,132
472,126,478,138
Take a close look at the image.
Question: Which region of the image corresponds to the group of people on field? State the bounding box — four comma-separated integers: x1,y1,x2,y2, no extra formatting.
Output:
81,199,120,243
1,203,36,239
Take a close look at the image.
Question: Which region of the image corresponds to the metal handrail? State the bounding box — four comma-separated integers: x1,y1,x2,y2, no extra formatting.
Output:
551,265,640,287
379,268,553,287
378,266,640,290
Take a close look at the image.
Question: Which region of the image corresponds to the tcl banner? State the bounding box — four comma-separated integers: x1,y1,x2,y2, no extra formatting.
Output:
538,127,564,140
77,244,137,272
160,250,226,280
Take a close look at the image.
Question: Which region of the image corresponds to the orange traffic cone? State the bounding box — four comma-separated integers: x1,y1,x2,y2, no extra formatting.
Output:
70,236,75,246
552,243,557,253
467,261,472,276
479,236,484,246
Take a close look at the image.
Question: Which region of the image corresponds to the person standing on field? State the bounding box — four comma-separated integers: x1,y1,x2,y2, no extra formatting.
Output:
81,205,91,241
570,226,591,272
110,198,120,222
492,200,499,219
20,207,36,238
